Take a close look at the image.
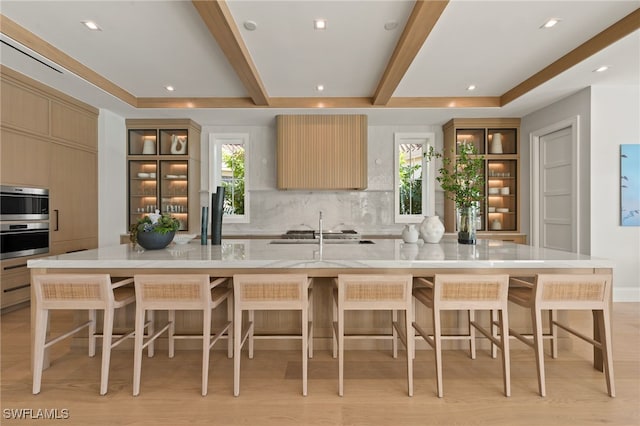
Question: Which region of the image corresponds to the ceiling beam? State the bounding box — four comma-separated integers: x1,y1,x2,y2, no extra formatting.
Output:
372,0,449,106
192,0,270,106
136,96,498,109
0,14,137,107
387,97,500,108
501,8,640,106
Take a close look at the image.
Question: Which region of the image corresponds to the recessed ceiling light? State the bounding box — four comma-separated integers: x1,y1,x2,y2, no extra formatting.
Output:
314,19,327,30
594,65,609,73
243,21,257,31
81,20,101,31
384,21,398,31
467,85,476,91
540,18,561,29
165,86,175,92
315,84,324,92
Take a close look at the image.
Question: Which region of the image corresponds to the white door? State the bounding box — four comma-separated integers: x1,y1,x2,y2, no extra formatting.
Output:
538,127,576,252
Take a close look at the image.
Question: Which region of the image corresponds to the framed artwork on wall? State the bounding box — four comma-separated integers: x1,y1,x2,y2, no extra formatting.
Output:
621,144,640,226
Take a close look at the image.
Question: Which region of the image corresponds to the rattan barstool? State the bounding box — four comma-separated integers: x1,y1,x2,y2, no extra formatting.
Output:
232,274,311,396
32,274,136,395
508,273,615,397
132,274,232,396
332,274,414,396
413,274,511,397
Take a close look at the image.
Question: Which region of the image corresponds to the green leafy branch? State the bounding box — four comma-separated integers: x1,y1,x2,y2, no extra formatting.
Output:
425,142,485,209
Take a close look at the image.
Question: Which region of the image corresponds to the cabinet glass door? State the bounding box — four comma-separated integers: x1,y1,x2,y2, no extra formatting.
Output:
129,161,158,228
487,160,517,231
160,160,188,231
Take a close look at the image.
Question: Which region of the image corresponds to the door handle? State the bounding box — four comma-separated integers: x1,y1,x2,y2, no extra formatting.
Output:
54,209,59,231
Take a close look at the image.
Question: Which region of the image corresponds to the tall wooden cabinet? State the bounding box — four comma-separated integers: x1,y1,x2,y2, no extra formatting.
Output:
0,65,99,309
442,118,526,244
126,119,201,233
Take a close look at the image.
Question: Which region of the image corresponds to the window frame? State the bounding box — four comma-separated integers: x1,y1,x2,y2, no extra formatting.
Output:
394,132,435,223
209,133,250,224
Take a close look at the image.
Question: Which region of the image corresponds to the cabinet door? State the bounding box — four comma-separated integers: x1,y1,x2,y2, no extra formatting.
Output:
0,129,50,186
50,144,98,243
160,160,189,230
128,160,158,229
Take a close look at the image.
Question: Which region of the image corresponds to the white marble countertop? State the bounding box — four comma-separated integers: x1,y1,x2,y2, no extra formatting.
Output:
28,237,612,270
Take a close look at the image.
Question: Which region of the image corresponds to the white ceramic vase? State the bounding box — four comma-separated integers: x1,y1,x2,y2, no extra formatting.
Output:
419,215,445,244
490,133,503,154
170,135,187,154
401,224,419,243
142,139,155,155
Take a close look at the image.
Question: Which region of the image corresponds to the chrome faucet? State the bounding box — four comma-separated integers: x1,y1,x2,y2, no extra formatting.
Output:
318,211,323,246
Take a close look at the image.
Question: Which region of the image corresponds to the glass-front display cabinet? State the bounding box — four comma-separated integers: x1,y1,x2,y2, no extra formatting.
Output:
126,119,201,233
442,118,524,243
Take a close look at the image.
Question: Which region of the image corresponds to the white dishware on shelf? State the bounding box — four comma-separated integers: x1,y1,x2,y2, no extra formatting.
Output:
497,208,509,213
488,188,499,195
500,187,510,195
137,172,150,178
488,207,496,213
149,173,156,178
490,219,502,230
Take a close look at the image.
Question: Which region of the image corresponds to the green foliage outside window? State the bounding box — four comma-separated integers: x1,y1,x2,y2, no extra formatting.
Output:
399,151,422,215
222,148,245,215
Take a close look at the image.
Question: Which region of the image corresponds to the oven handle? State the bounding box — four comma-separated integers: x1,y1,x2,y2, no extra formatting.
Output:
54,209,59,231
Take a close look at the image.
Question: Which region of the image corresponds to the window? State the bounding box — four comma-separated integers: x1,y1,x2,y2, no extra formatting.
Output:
394,133,435,223
210,133,249,223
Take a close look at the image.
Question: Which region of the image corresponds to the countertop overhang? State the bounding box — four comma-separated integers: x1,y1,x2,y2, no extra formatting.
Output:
28,237,612,270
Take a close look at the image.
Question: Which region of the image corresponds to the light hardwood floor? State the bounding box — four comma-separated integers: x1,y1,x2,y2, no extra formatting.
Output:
1,303,638,425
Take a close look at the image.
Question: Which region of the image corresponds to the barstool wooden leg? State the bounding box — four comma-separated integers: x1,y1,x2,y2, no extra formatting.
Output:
133,305,145,396
233,303,242,397
168,310,176,358
227,292,234,359
532,304,546,396
550,309,558,358
500,309,511,397
147,310,155,358
469,310,476,360
302,305,308,396
338,301,345,396
405,309,414,397
88,309,97,357
433,307,443,398
32,308,48,395
332,288,338,359
599,308,616,397
248,310,255,359
308,288,314,359
100,308,114,395
491,309,498,359
392,309,398,358
202,308,212,396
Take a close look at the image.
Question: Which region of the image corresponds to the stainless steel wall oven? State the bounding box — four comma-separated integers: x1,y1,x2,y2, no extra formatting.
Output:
0,185,49,221
0,222,49,260
0,185,50,260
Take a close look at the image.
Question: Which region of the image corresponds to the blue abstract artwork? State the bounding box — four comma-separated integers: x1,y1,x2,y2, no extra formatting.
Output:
621,144,640,226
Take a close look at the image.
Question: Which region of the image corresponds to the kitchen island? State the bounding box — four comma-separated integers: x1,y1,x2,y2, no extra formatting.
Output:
28,237,612,370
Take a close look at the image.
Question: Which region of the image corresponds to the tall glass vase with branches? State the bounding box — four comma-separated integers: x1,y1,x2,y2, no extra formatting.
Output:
426,142,485,244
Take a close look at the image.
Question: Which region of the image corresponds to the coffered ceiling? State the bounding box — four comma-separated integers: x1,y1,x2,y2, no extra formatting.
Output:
0,1,638,125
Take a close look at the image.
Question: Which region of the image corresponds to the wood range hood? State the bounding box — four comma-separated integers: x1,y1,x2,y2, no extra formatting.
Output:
276,114,368,190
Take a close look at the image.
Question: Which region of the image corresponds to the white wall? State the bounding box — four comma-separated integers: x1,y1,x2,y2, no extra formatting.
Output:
97,109,127,247
590,86,640,301
199,123,443,235
522,86,640,301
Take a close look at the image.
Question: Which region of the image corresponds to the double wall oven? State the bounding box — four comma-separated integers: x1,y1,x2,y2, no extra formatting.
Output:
0,185,50,260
